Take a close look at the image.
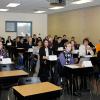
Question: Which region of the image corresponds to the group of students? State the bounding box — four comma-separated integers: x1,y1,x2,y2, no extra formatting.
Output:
0,34,99,96
0,34,96,80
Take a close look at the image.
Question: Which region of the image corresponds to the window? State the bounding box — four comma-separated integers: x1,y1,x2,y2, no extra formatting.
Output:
5,21,17,32
5,21,32,36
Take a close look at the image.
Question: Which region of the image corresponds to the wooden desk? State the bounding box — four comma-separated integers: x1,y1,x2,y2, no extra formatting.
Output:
0,70,29,90
64,64,94,77
13,82,62,100
0,70,28,78
16,48,25,53
64,64,93,69
64,64,94,95
17,48,25,50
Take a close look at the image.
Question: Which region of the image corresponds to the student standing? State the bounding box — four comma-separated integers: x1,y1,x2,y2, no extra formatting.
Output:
38,39,52,82
6,36,13,58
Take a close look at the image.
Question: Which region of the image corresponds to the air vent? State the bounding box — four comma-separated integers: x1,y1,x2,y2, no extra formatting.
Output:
47,0,79,6
47,0,66,6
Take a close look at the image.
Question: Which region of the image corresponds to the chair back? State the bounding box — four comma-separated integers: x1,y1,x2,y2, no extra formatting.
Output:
18,77,41,85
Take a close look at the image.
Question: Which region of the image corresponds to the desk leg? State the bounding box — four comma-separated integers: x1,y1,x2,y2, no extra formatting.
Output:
28,53,32,73
50,62,52,79
49,61,55,82
27,55,29,72
27,54,31,73
71,74,74,96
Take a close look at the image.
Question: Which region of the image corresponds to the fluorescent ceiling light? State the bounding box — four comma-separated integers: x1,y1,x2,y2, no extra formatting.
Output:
6,3,20,7
72,0,93,4
0,9,8,12
34,11,46,13
49,6,64,10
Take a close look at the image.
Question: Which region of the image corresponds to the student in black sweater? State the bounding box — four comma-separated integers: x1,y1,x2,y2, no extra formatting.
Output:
32,34,38,46
6,36,13,58
53,37,63,55
13,37,23,58
23,37,33,51
38,39,52,82
61,35,68,46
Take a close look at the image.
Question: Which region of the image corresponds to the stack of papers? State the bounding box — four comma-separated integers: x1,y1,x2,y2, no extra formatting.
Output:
83,55,92,58
58,47,64,51
7,43,11,46
32,46,34,49
48,55,57,61
0,58,12,64
72,50,79,54
28,48,33,52
82,61,93,67
0,56,3,59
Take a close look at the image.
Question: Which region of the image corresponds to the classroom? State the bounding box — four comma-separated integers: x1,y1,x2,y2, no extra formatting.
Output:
0,0,100,100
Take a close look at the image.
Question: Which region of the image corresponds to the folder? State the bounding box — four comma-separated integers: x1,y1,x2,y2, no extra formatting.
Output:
96,44,100,52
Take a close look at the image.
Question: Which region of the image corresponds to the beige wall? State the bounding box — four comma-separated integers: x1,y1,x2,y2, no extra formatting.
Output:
0,12,47,40
48,6,100,44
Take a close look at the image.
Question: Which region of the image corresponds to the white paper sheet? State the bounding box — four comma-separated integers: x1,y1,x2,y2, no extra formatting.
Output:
83,55,93,58
72,50,79,54
28,48,33,52
32,46,34,49
0,56,3,59
0,58,12,64
58,47,64,51
48,55,57,61
7,43,11,46
82,61,93,67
